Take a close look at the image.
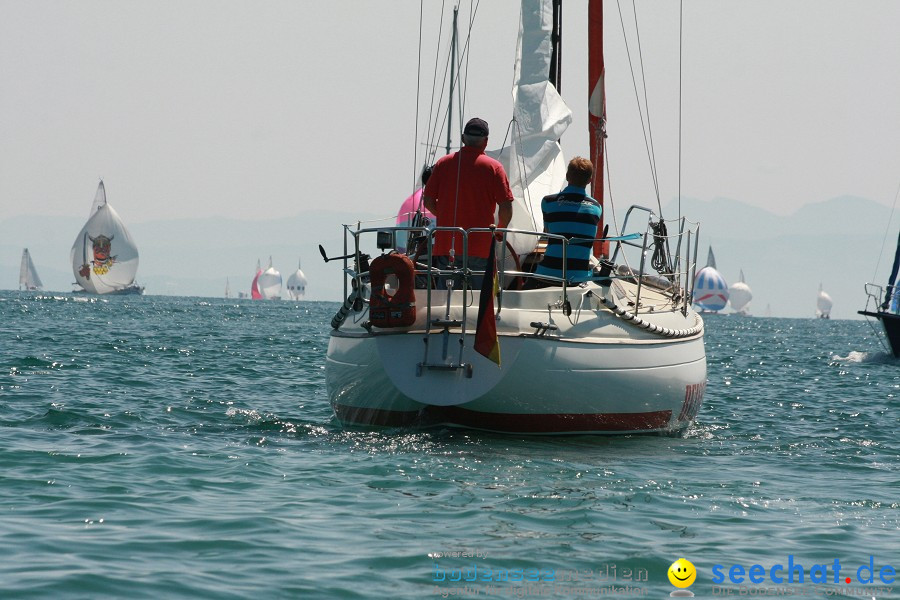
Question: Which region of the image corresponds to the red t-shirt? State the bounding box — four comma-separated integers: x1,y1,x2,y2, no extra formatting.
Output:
423,146,514,258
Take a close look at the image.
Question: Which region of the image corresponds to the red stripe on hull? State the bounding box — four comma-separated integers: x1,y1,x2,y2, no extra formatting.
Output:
333,403,673,434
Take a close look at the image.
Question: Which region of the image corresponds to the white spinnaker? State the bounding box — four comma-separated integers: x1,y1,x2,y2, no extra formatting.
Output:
729,270,752,312
70,202,140,294
286,263,307,300
817,287,833,315
88,181,107,218
20,248,43,290
258,260,283,300
491,0,572,258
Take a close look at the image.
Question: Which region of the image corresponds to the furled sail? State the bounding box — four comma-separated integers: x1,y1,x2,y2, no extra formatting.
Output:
693,247,729,312
286,259,308,300
728,269,752,314
257,257,282,300
493,0,572,257
19,248,43,291
70,181,140,294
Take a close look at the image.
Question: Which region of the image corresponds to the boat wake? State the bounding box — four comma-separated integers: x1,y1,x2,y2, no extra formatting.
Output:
831,350,899,364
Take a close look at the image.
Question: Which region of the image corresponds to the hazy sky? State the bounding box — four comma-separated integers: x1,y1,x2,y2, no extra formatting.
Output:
2,0,900,226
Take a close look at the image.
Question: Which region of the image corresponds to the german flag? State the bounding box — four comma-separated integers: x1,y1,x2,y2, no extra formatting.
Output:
474,237,501,366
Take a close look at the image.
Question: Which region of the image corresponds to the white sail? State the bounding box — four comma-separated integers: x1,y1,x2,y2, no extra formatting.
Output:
70,181,141,294
19,248,43,291
286,259,307,300
817,284,833,317
89,180,107,217
492,0,572,258
728,269,752,314
257,257,282,300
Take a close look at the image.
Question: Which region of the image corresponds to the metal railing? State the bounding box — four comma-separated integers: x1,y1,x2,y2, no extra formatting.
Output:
337,204,701,322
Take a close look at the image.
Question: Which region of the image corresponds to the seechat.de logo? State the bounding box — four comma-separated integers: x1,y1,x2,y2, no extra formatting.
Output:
711,556,896,585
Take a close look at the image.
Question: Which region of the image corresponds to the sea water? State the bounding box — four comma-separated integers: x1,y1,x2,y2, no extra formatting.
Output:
1,292,897,599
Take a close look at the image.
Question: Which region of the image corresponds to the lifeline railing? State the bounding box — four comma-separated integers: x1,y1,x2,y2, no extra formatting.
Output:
337,205,701,324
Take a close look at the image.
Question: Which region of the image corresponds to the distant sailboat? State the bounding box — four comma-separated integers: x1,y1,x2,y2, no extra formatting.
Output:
71,181,143,295
257,256,282,300
251,259,263,300
693,247,729,313
19,248,43,291
286,259,307,300
816,284,833,319
728,269,753,316
225,278,232,299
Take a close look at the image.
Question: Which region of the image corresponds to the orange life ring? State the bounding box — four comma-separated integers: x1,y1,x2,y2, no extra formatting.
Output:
369,253,417,327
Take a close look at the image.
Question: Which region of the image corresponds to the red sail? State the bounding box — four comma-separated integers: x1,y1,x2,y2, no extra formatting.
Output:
588,0,608,257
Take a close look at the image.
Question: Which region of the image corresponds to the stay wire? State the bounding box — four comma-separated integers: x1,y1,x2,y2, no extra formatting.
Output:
424,0,449,165
678,0,683,223
412,0,425,193
872,177,900,282
615,0,660,216
630,0,662,216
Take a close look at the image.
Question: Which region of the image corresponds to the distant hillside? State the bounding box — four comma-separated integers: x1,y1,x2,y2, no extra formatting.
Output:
2,196,896,318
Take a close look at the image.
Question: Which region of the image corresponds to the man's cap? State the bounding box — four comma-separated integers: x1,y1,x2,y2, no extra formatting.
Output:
463,117,489,137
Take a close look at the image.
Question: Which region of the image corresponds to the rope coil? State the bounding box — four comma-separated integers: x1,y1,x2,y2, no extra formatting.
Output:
601,293,702,338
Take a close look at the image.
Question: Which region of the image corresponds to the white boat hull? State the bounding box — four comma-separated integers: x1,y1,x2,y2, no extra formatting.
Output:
327,284,706,435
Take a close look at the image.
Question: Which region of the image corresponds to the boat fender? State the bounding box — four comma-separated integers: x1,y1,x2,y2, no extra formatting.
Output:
369,253,417,328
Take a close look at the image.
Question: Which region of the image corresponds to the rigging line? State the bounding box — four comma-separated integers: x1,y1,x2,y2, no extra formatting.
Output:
428,28,454,160
678,0,683,223
412,0,425,193
604,136,620,240
506,117,539,232
454,0,480,127
872,177,900,281
447,0,481,258
424,0,449,163
615,0,658,211
630,0,662,214
428,30,458,162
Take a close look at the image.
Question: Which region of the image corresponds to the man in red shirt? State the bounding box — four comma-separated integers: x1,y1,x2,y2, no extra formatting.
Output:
423,117,514,288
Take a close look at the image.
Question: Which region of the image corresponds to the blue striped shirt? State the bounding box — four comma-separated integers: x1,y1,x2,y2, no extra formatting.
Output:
535,186,602,283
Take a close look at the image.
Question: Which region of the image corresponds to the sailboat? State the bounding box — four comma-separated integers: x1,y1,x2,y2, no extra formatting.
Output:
70,181,144,295
225,278,232,299
286,259,308,300
693,248,729,313
322,0,707,434
257,257,283,300
817,284,833,319
860,226,900,355
728,269,752,316
19,248,43,291
250,259,263,300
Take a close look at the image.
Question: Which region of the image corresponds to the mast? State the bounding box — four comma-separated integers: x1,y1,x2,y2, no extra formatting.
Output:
588,0,608,257
549,0,562,92
446,7,458,155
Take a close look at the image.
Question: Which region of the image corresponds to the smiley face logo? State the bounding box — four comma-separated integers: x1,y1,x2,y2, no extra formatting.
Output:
668,558,696,588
